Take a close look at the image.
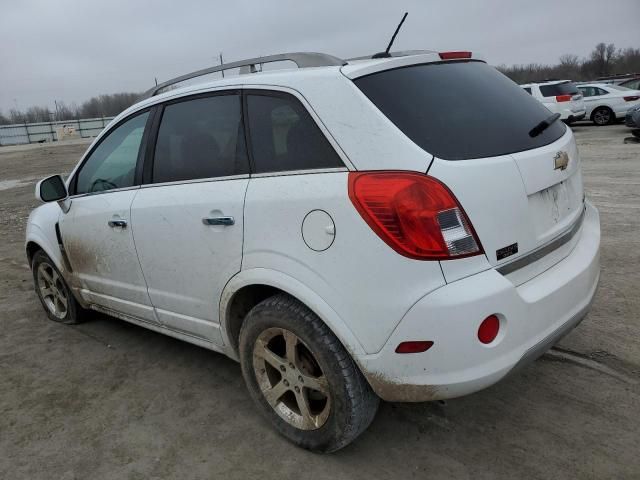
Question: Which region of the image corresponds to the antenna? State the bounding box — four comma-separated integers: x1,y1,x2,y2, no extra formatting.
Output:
372,12,408,59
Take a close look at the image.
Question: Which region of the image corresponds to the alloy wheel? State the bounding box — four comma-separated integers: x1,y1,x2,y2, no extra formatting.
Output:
252,327,331,430
593,108,611,125
36,262,68,319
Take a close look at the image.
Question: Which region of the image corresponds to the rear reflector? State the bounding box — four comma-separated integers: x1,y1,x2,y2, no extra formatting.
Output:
348,172,482,260
624,96,640,101
439,51,472,60
396,341,434,354
478,315,500,344
555,95,572,102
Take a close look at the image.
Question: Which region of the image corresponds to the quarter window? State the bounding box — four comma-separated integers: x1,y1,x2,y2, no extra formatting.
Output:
75,111,149,194
152,94,249,183
246,93,343,173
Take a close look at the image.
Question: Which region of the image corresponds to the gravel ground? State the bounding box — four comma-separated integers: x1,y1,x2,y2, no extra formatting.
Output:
0,125,638,479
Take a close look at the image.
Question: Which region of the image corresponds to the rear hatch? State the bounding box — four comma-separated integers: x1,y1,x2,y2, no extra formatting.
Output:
352,59,585,282
540,81,585,113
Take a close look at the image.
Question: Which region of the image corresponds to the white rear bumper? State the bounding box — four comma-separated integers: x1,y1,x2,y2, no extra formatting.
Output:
357,201,600,402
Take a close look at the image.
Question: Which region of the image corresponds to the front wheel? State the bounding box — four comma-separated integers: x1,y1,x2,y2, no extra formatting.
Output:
592,107,614,126
239,294,379,452
32,250,86,324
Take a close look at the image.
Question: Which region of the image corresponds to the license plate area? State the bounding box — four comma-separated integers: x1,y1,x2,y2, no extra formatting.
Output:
528,178,581,243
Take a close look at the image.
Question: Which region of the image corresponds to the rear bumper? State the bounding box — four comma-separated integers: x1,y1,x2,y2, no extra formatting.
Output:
357,201,600,402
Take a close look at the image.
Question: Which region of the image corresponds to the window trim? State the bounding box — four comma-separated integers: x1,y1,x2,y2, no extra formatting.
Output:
68,108,154,198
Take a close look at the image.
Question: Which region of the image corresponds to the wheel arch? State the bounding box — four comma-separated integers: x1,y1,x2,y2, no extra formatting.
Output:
220,268,366,361
25,226,64,272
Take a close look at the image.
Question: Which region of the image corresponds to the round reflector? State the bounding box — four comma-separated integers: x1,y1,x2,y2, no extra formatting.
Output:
478,315,500,344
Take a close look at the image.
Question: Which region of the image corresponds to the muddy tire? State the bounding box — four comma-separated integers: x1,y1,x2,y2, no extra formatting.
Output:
592,106,614,126
239,293,379,452
31,250,86,324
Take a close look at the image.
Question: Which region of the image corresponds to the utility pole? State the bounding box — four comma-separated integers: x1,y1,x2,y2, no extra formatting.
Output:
54,100,60,121
220,52,225,78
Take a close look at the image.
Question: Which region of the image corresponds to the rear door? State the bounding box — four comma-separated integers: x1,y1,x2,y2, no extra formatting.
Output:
353,60,584,282
130,91,249,344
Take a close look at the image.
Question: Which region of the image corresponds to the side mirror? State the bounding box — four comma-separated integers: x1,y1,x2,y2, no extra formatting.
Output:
36,175,68,203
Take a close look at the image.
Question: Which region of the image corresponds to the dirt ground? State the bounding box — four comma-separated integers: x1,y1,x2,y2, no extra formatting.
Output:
1,125,638,479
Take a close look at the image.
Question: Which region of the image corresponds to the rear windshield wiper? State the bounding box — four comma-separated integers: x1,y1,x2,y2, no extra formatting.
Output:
529,113,561,138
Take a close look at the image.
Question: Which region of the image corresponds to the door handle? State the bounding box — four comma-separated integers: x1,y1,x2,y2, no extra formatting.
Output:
108,219,128,228
202,216,235,226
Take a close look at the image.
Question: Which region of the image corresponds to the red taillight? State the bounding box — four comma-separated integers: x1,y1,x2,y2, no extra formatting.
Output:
478,315,500,344
396,341,434,354
624,96,640,101
555,94,572,102
348,172,482,260
439,51,472,60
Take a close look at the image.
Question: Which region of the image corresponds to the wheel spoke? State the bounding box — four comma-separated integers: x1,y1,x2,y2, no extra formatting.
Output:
263,380,289,407
294,389,318,429
255,339,286,370
40,286,54,298
302,374,330,395
40,267,54,285
283,330,298,365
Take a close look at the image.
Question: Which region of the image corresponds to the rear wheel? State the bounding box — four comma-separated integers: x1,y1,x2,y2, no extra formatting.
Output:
592,106,614,126
239,294,379,452
32,250,85,324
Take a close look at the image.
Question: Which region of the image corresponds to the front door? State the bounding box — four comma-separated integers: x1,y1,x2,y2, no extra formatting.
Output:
60,110,157,323
130,92,249,344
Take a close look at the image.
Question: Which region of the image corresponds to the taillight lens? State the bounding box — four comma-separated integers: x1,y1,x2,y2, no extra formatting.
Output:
348,171,482,260
555,94,572,102
624,95,640,101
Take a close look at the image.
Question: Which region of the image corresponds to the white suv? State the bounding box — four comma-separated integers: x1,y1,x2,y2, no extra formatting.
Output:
521,80,586,123
27,50,600,452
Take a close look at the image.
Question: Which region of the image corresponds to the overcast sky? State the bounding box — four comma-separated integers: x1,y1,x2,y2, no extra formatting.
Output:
1,0,639,112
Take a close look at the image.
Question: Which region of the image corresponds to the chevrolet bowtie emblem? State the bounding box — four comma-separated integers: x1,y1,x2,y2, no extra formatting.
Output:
554,151,569,171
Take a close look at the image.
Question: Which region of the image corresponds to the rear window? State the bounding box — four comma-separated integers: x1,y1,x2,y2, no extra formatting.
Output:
354,61,566,160
539,82,579,97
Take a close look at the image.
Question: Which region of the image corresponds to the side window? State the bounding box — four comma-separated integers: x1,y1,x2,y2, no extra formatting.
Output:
578,87,591,97
523,87,532,95
596,87,608,96
152,94,248,183
246,93,343,174
75,111,149,194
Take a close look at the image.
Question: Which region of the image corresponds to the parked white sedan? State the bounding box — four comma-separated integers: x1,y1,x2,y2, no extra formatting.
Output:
577,83,640,125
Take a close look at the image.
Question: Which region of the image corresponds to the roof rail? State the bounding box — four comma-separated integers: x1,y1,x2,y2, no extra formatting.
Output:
142,52,346,99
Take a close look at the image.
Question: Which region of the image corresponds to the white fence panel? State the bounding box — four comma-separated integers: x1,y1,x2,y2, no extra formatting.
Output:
0,117,115,146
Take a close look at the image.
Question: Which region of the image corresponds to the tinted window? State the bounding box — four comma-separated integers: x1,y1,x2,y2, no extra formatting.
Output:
539,82,579,97
153,94,248,183
246,93,343,173
354,61,566,160
523,87,532,95
596,87,609,95
75,111,149,194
